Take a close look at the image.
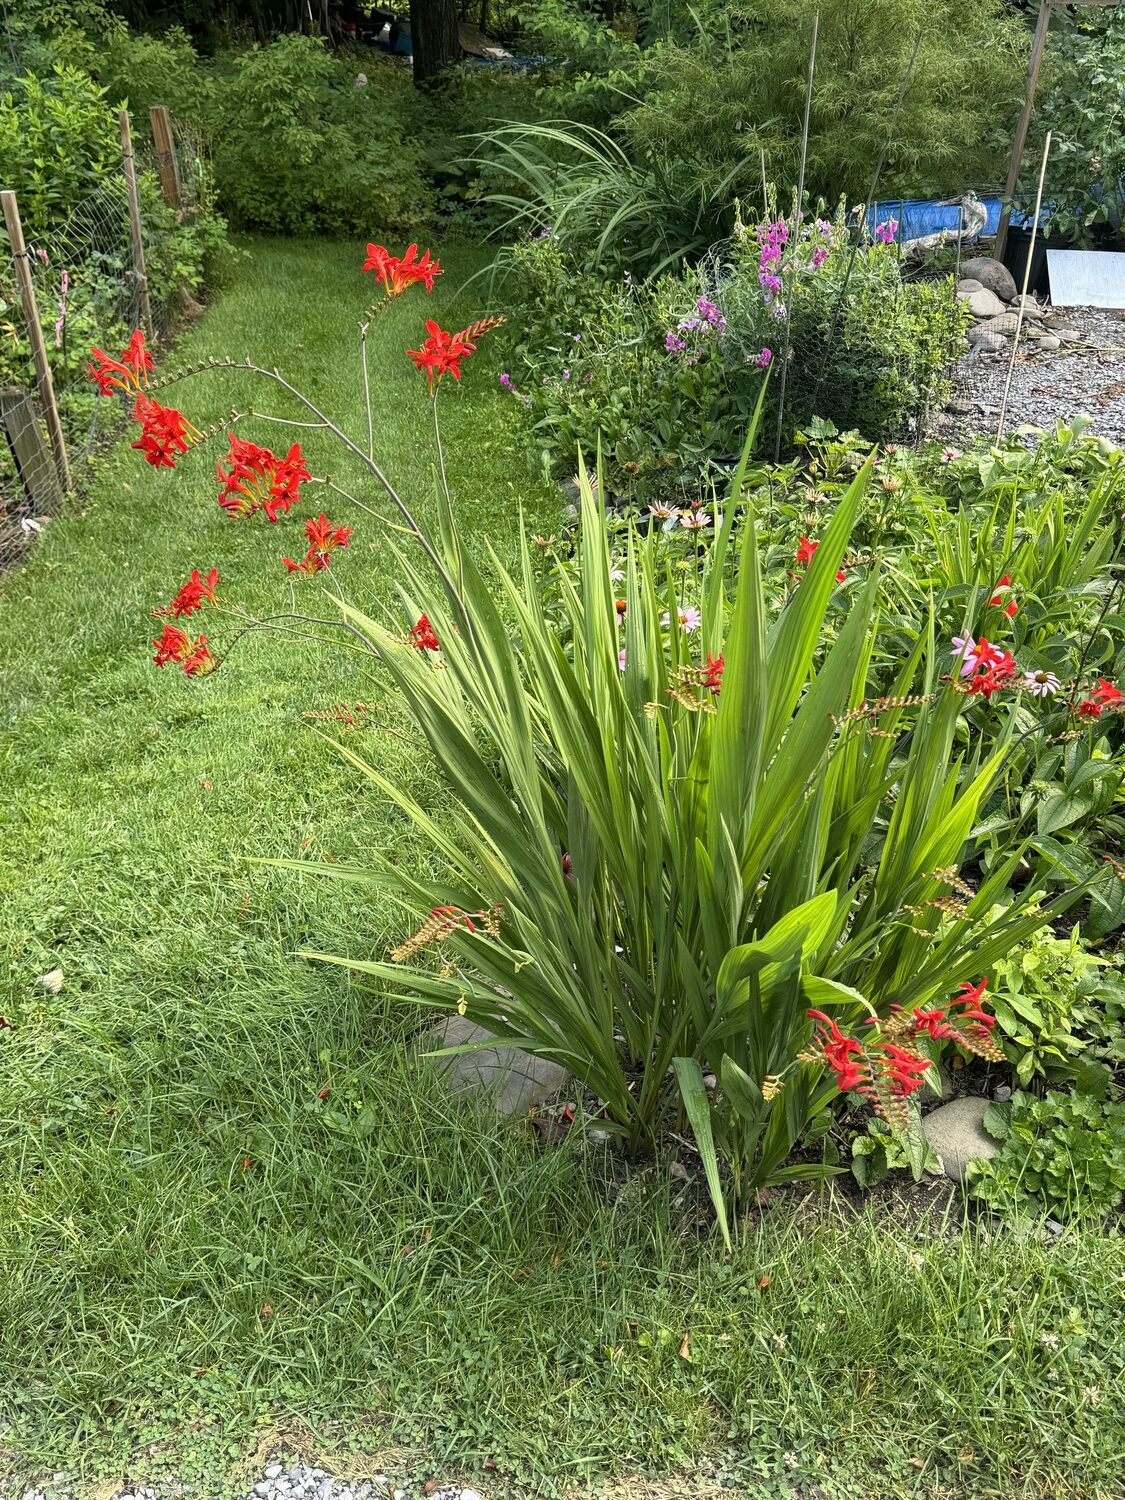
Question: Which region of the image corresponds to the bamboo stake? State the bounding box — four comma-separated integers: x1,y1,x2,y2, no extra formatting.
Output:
119,109,153,336
996,130,1052,443
1,190,71,493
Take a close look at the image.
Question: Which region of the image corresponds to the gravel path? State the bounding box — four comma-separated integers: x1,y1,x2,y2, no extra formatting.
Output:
18,1466,483,1500
940,304,1125,447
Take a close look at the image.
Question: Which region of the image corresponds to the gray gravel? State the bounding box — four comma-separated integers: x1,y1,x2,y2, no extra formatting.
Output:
17,1468,484,1500
939,304,1125,448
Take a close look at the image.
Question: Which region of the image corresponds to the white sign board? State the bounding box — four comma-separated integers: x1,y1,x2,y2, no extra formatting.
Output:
1047,249,1125,308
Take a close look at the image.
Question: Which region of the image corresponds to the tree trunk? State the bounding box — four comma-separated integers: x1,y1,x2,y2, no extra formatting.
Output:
410,0,460,85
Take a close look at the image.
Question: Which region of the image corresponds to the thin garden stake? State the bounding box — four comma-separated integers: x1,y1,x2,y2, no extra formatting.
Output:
996,130,1052,443
759,148,769,218
773,10,818,464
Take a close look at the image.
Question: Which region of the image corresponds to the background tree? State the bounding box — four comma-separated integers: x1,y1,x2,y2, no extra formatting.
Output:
410,0,460,83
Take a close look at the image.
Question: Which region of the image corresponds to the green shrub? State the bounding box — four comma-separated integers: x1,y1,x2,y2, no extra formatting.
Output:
0,65,117,238
210,35,432,235
969,1087,1125,1222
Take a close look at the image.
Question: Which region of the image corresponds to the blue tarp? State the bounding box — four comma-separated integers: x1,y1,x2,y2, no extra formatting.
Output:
864,196,1004,240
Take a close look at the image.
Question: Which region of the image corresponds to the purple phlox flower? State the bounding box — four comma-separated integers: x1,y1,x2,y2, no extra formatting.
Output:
499,372,512,388
755,348,773,368
1023,669,1061,698
697,296,725,327
811,246,829,269
874,218,898,245
661,605,702,633
664,331,686,353
760,273,782,297
678,316,702,332
950,636,980,676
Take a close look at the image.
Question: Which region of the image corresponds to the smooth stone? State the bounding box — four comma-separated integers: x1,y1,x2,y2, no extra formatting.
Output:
960,255,1018,301
955,278,984,294
1034,333,1061,351
429,1015,569,1115
979,312,1023,335
1010,294,1046,317
968,288,1008,319
993,1084,1013,1101
922,1097,999,1183
1053,327,1081,342
977,330,1008,353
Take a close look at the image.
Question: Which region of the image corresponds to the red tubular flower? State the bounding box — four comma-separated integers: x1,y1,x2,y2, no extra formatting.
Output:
87,329,153,396
362,242,443,295
910,1006,956,1040
181,637,214,676
406,316,505,395
153,623,191,667
796,536,818,567
702,653,725,695
283,514,351,575
1079,677,1123,717
131,395,199,469
871,1041,933,1098
805,1009,867,1092
410,614,440,651
153,567,219,618
216,436,309,521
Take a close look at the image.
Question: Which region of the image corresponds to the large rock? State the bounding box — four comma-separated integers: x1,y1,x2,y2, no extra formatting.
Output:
1010,294,1046,318
955,278,984,295
427,1015,569,1115
977,330,1009,354
967,287,1008,319
960,256,1018,302
922,1097,999,1183
978,312,1023,336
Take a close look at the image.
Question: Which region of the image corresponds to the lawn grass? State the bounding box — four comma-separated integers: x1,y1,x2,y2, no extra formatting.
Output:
0,238,1121,1500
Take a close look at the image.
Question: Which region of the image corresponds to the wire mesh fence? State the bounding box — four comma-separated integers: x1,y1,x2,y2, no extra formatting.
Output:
0,108,204,573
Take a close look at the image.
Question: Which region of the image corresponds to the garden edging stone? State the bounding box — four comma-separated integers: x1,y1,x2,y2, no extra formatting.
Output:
921,1097,998,1183
427,1015,569,1114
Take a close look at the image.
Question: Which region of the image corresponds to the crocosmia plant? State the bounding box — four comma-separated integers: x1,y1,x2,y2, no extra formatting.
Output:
90,244,1094,1243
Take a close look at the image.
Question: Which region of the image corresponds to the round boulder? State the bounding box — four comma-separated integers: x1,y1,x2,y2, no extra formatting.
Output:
960,256,1018,302
979,312,1023,336
967,288,1008,319
977,330,1008,353
956,278,984,295
922,1097,999,1183
1034,333,1061,351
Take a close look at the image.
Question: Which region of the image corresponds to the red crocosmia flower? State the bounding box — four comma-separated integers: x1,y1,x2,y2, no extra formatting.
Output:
702,653,725,695
362,242,442,295
283,514,351,575
87,329,153,396
910,1006,956,1040
964,642,1017,699
952,977,994,1030
806,1009,866,1092
132,394,199,469
181,636,214,676
407,320,477,393
410,614,440,651
796,536,818,567
216,435,309,521
989,577,1019,617
154,567,219,618
871,1041,933,1098
1080,677,1124,717
152,623,191,667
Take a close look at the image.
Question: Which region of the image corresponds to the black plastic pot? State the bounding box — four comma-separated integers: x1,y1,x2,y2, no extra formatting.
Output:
1001,226,1054,297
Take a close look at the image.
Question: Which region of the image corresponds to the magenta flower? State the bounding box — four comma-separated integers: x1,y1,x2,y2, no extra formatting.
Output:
874,218,898,245
756,348,773,368
950,636,981,676
664,332,685,353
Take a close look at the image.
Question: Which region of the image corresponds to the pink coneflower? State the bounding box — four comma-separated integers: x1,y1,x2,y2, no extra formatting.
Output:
661,606,701,633
649,503,675,521
950,636,981,676
941,447,962,463
1023,669,1061,698
679,511,712,531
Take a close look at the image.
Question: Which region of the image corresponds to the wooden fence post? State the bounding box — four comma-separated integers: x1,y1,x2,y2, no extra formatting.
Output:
149,106,182,210
0,384,64,513
1,191,71,495
119,108,154,336
994,0,1054,263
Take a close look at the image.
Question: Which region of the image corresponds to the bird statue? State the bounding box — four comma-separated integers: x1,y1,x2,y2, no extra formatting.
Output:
901,192,989,258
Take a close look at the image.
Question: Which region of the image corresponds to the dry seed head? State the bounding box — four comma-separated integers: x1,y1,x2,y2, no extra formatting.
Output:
931,866,975,899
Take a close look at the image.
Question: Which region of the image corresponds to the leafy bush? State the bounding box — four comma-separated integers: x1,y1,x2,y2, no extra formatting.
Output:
0,65,117,238
210,36,432,235
969,1087,1125,1222
1019,8,1125,245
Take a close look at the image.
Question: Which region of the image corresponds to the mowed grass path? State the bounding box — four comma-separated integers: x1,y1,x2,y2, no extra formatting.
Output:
0,241,1120,1499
